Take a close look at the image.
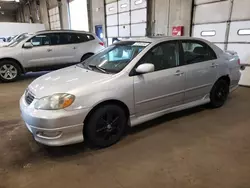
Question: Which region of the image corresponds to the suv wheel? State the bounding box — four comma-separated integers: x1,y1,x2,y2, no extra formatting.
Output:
0,60,21,82
85,104,127,148
81,53,94,62
210,79,229,108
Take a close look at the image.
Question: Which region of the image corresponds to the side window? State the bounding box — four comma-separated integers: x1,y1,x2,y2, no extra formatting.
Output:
75,33,95,43
181,41,217,64
49,33,80,45
50,33,61,45
139,41,179,72
28,34,51,47
85,34,95,41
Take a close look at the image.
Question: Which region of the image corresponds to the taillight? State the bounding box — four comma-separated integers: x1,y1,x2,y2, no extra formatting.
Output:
99,42,104,46
238,59,241,65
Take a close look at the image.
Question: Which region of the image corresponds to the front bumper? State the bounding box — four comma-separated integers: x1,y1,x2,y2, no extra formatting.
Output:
20,94,90,146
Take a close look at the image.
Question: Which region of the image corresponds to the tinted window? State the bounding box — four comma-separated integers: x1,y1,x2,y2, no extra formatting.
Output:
181,40,217,64
48,33,95,45
28,34,51,46
71,33,95,43
138,41,180,72
49,33,74,45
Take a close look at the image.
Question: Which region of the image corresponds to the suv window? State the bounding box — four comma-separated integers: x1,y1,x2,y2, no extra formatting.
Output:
28,34,51,46
181,40,217,64
48,33,95,45
138,41,180,72
71,33,95,43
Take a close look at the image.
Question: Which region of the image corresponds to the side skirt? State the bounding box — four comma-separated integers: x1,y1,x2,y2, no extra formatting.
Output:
130,97,210,127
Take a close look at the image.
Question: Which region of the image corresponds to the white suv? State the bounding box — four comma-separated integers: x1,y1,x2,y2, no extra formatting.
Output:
0,30,104,82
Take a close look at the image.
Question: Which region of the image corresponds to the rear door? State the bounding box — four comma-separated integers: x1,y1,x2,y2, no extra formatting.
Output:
48,32,78,65
181,40,219,103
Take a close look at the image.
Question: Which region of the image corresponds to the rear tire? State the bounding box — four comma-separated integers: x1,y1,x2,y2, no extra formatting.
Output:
0,60,21,82
85,104,127,148
210,79,229,108
81,53,94,62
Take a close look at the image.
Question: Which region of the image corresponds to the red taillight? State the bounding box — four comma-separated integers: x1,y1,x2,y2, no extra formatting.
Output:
99,42,104,46
238,59,241,65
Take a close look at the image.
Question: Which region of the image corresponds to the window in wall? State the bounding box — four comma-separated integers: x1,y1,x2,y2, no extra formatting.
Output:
201,30,216,37
49,6,61,30
238,29,250,35
181,41,217,64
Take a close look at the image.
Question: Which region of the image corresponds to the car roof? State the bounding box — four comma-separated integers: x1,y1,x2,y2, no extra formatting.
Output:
121,36,209,43
36,30,94,35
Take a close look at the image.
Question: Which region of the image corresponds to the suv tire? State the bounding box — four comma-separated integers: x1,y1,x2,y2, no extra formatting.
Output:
81,53,94,62
0,60,21,82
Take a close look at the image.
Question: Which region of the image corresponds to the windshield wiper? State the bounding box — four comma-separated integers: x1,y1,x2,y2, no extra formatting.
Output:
88,64,108,73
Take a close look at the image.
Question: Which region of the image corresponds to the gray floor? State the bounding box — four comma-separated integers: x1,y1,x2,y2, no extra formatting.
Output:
1,73,250,188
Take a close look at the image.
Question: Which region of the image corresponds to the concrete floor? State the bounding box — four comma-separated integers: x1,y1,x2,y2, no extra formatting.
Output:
0,73,250,188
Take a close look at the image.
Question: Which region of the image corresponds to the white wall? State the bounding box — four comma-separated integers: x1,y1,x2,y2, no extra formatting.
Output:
0,22,45,37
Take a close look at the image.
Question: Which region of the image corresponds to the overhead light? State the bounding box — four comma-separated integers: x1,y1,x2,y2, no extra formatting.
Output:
1,12,4,15
15,0,20,2
0,6,1,9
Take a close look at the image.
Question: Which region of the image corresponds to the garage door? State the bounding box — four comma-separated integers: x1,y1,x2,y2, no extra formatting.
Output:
105,0,147,39
192,0,250,86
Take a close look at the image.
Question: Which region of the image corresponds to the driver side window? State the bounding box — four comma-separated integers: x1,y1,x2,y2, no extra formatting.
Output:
138,41,180,72
27,34,51,47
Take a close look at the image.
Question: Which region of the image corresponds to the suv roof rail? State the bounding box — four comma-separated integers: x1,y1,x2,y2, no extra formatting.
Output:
36,30,90,34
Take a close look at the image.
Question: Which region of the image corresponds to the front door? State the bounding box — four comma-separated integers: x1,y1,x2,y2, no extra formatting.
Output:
181,40,218,103
22,33,56,68
133,41,186,116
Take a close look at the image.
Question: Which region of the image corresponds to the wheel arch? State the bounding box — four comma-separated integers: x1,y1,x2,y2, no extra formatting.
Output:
217,75,230,86
81,52,95,61
0,58,25,73
83,99,130,132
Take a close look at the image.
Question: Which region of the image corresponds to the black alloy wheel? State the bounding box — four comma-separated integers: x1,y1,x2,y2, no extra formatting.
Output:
85,104,127,148
210,79,229,108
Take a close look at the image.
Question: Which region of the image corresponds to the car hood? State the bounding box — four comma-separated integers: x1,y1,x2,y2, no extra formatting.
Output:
28,65,113,98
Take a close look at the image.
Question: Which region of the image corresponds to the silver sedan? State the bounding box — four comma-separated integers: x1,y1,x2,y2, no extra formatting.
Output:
20,37,241,148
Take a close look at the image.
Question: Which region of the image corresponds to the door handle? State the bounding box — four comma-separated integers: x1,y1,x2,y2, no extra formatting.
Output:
175,70,184,76
47,49,52,52
211,63,218,68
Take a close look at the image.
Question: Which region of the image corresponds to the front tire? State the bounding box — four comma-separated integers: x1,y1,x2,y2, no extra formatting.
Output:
0,60,21,82
85,104,127,148
210,79,229,108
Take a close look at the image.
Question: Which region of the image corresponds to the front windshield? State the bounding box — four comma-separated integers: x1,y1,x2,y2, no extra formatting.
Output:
7,33,31,47
82,41,150,74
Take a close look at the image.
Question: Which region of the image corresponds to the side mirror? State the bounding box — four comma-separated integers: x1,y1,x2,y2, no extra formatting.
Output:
135,63,155,74
23,42,33,49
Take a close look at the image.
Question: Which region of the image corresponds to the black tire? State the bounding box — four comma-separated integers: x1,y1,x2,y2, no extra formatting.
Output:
210,79,229,108
81,53,94,62
85,104,127,148
0,60,21,82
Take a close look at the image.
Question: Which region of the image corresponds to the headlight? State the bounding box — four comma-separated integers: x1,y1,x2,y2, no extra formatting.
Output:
34,93,75,110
